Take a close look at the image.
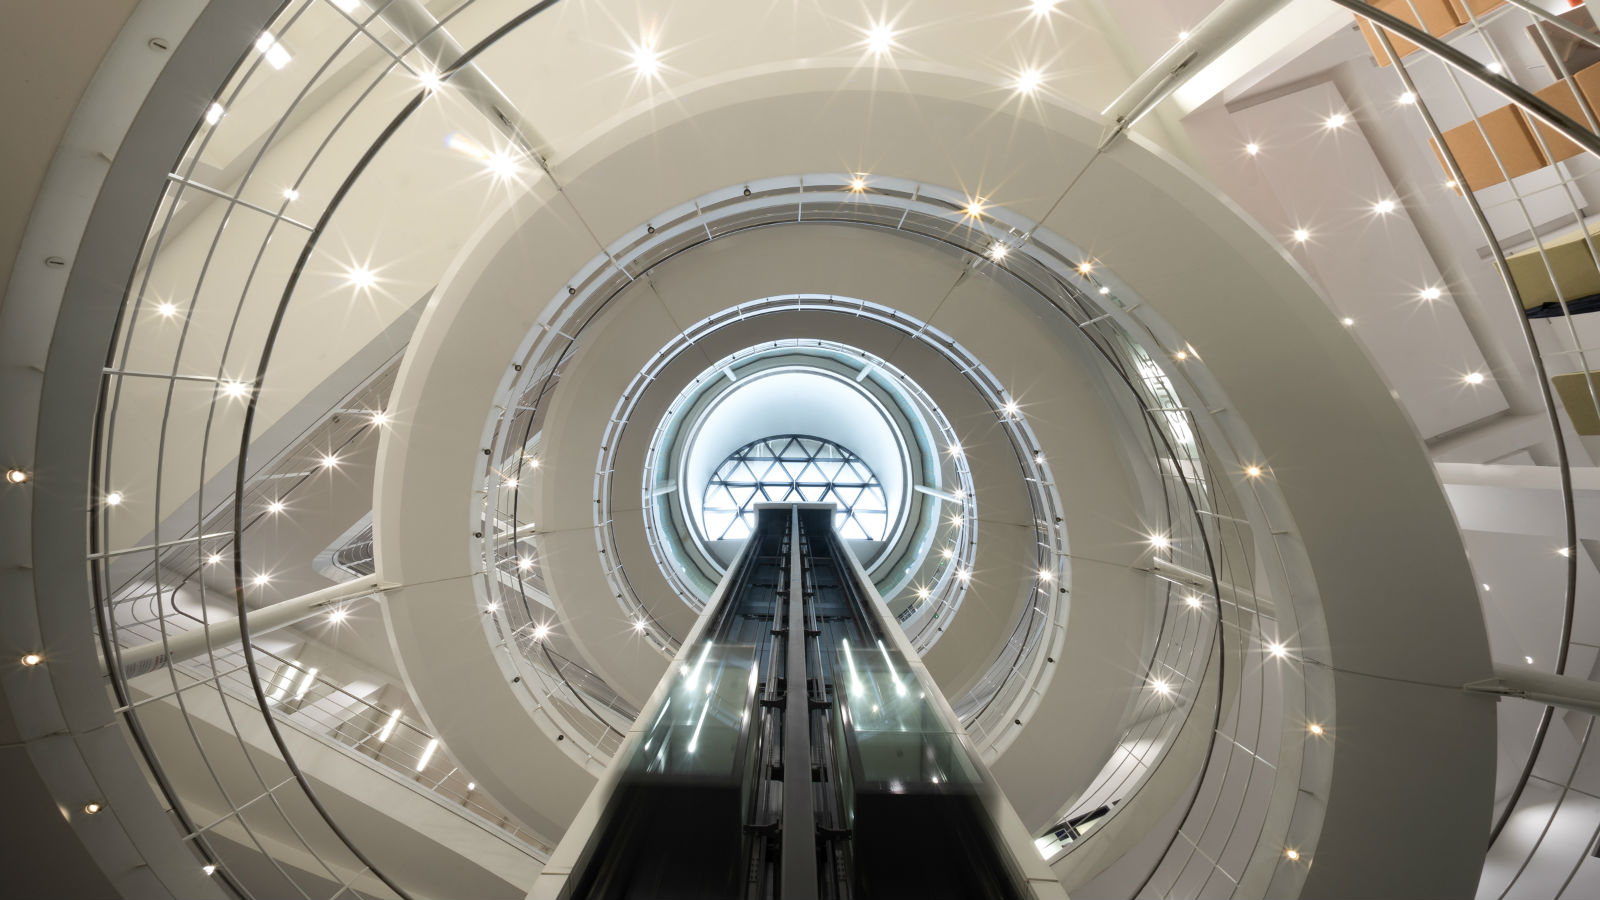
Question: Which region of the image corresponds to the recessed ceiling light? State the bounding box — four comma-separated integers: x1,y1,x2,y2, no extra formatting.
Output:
345,265,376,290
1486,61,1503,75
220,379,251,399
1293,228,1310,243
916,586,931,599
206,552,222,565
371,410,389,426
1342,317,1354,326
1098,285,1110,295
252,573,270,586
1245,142,1261,156
1268,641,1287,658
203,865,217,876
1308,723,1324,736
1325,112,1347,129
6,468,28,484
1151,679,1172,695
1525,655,1535,664
947,441,962,456
517,557,533,571
633,619,647,633
486,601,500,612
1034,453,1045,464
1186,595,1202,608
329,607,348,623
267,500,285,514
1174,350,1188,361
963,198,986,218
20,652,42,666
1482,583,1491,591
320,454,339,468
1178,31,1191,41
485,150,519,181
1149,534,1170,549
1398,91,1416,105
949,512,962,527
1029,0,1057,17
1246,465,1263,477
105,491,123,507
988,242,1009,260
331,0,361,11
418,69,443,93
1038,568,1053,581
941,546,954,559
1373,198,1397,215
83,802,103,815
865,21,896,56
1464,371,1485,385
1420,286,1442,301
533,623,550,641
156,301,177,317
282,188,299,202
956,568,971,583
848,174,868,193
1077,260,1094,275
630,39,662,77
205,103,225,125
1003,398,1020,415
1559,547,1571,557
1014,68,1044,95
1285,848,1300,861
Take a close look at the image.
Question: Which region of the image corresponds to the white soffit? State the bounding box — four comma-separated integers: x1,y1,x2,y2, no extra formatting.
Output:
1230,80,1509,438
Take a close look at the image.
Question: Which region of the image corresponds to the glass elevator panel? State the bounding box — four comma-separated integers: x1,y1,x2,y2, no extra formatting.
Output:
557,506,1038,899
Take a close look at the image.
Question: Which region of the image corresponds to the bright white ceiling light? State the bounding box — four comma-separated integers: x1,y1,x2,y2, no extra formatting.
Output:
206,552,222,565
156,301,177,317
329,607,348,623
1293,228,1310,243
1245,465,1263,478
21,652,42,667
533,623,551,641
485,149,520,181
1034,453,1045,464
5,468,27,484
1178,31,1191,42
1486,61,1503,75
1029,0,1057,17
485,601,500,612
1398,91,1416,105
252,573,270,586
1245,142,1260,156
1014,67,1044,95
205,103,225,125
282,188,299,202
1003,398,1020,415
1420,286,1442,301
517,557,533,571
1285,848,1301,861
267,499,285,514
1307,723,1324,736
1098,285,1110,295
1151,679,1172,695
1174,350,1189,361
371,410,389,426
1076,260,1094,275
256,32,291,70
865,21,896,56
949,512,962,527
1464,371,1485,385
1373,198,1397,215
848,174,868,193
1186,595,1203,608
1342,317,1354,326
320,453,339,468
331,0,361,12
220,379,251,399
987,242,1009,260
962,197,986,218
417,68,443,93
1559,547,1572,557
956,568,971,583
1148,533,1170,549
633,619,647,633
345,265,376,290
1525,655,1535,664
1324,112,1347,129
105,491,123,507
1038,568,1053,581
630,39,663,77
527,457,541,468
947,441,962,456
916,586,931,599
940,546,954,559
1268,641,1287,658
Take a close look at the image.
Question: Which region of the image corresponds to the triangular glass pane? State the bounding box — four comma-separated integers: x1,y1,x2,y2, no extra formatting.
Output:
799,484,827,502
781,460,808,480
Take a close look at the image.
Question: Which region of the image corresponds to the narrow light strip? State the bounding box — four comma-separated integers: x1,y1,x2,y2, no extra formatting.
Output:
842,639,863,697
687,697,713,754
876,639,906,696
270,664,297,701
416,738,438,771
294,667,318,701
378,708,401,742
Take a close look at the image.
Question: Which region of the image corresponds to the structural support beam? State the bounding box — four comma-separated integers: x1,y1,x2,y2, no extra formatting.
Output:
1467,663,1600,718
1438,462,1600,539
1099,0,1293,148
119,575,391,673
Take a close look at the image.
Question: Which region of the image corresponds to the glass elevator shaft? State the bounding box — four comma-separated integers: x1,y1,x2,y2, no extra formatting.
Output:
549,505,1044,899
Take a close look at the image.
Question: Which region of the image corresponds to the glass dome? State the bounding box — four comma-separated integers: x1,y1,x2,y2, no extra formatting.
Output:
701,435,889,541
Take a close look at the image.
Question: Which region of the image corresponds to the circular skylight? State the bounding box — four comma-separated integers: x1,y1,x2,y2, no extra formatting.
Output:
701,435,890,541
